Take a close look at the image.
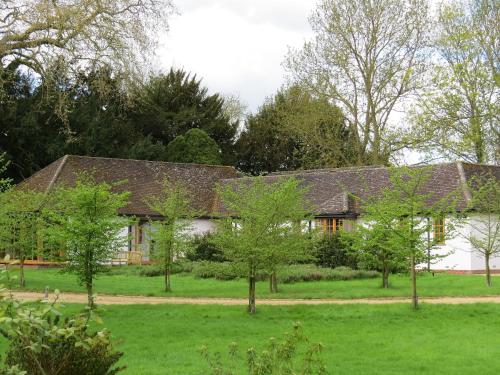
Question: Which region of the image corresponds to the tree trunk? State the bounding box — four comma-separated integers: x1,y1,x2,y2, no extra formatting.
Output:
165,264,172,292
381,263,389,289
248,271,256,314
410,255,418,310
86,280,94,310
19,258,25,288
269,270,278,293
485,253,492,287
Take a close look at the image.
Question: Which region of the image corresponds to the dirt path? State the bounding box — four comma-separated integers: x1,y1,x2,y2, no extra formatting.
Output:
11,291,500,306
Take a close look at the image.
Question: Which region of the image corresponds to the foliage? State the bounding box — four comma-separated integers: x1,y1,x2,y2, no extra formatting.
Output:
285,0,430,165
352,166,460,308
201,322,326,375
191,262,378,283
0,154,11,191
410,0,499,164
0,264,124,375
166,128,222,165
236,85,356,175
187,233,225,262
313,233,357,269
0,0,174,99
132,69,238,165
139,261,194,277
464,175,500,286
43,173,130,308
0,189,45,286
215,176,313,312
145,179,194,292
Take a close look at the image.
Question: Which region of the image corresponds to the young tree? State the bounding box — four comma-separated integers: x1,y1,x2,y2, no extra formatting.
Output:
285,0,430,165
354,167,459,309
0,189,45,287
346,203,408,289
145,180,194,292
411,0,499,164
43,173,130,309
465,176,500,287
215,177,312,313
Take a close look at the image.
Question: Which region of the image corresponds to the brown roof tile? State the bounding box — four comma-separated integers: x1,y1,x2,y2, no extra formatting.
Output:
20,155,238,217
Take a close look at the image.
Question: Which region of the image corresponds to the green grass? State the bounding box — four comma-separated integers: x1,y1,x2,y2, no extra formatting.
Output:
11,267,500,299
2,303,500,374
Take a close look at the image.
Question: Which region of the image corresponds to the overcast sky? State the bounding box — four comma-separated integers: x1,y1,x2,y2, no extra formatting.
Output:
158,0,315,113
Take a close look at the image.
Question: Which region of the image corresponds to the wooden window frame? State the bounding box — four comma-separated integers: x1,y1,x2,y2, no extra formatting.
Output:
316,218,344,235
433,217,445,245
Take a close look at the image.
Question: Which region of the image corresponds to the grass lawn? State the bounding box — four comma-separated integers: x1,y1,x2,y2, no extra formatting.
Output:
1,303,499,374
10,267,500,299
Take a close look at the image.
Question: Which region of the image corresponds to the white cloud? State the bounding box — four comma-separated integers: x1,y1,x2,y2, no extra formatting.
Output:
157,0,314,111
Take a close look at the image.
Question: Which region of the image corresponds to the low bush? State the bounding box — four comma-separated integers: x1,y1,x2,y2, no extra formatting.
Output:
201,322,326,375
278,264,378,284
0,265,124,375
192,261,378,283
314,233,358,269
139,261,194,277
187,233,225,262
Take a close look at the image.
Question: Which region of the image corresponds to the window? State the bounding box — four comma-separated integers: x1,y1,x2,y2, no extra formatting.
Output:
433,217,445,245
315,218,343,235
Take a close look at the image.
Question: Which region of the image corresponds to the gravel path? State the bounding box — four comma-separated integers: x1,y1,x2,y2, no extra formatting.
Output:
11,291,500,306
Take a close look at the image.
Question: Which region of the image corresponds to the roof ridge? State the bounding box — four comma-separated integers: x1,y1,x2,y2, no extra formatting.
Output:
67,154,236,170
456,161,472,204
46,155,69,193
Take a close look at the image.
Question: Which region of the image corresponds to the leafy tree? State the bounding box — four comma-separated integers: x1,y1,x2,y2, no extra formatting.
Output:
43,173,130,309
201,322,326,375
0,189,45,287
132,69,238,164
215,177,312,313
166,128,222,165
236,85,355,175
346,204,408,289
353,167,459,309
411,0,499,164
464,176,500,287
145,180,194,292
285,0,430,165
0,0,173,91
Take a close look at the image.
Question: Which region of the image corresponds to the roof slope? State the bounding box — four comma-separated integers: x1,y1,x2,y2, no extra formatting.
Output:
19,155,239,217
216,162,500,216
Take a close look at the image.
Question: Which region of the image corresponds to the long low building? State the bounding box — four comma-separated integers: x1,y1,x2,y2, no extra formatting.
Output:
20,155,499,272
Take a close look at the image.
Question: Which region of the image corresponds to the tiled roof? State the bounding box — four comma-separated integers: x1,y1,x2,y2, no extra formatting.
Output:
19,155,238,217
20,157,499,218
216,162,500,216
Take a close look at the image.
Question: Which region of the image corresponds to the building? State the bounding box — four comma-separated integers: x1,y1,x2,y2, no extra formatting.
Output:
20,155,499,272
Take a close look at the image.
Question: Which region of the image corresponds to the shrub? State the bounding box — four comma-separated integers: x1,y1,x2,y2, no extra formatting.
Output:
0,296,124,375
191,261,378,283
192,261,250,280
201,322,326,375
139,261,194,277
278,264,378,284
187,233,225,262
314,233,358,269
